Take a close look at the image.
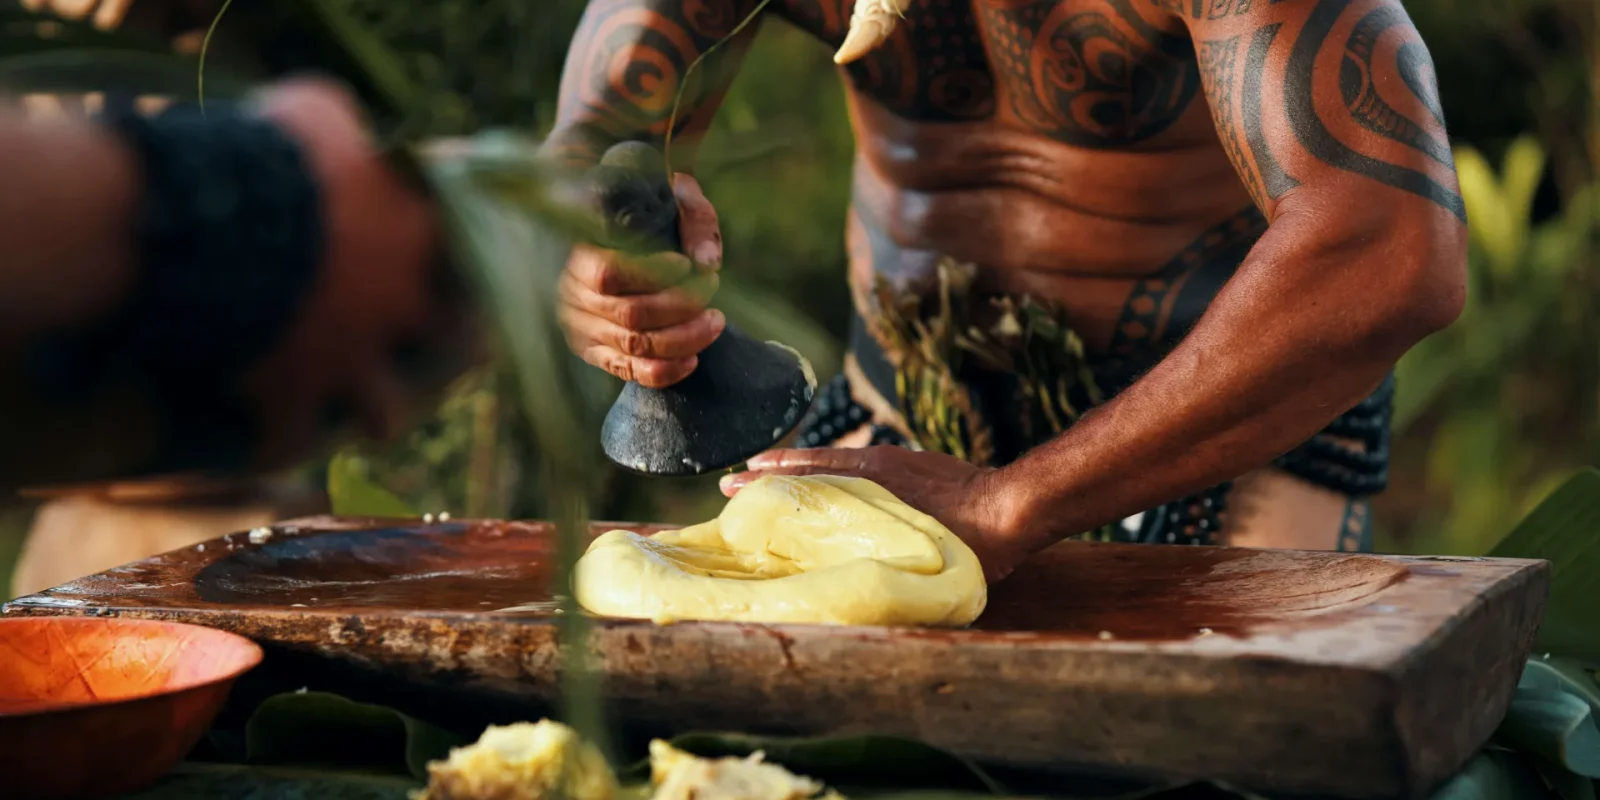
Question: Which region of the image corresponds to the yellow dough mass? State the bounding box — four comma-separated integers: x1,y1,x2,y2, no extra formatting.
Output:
573,475,987,627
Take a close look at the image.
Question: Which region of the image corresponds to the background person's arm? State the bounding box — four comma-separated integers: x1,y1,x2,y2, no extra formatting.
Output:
988,0,1468,552
0,80,461,492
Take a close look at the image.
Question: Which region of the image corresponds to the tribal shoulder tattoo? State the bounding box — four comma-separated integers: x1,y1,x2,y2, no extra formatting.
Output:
977,0,1202,146
550,0,768,164
1185,0,1464,220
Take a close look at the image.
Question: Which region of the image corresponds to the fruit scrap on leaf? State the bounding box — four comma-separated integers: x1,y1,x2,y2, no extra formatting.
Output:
415,720,846,800
650,740,845,800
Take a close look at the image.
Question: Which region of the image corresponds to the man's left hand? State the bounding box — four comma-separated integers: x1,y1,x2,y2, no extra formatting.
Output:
719,446,1032,582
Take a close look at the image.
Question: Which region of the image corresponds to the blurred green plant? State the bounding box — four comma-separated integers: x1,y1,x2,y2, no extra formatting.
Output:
1389,135,1599,555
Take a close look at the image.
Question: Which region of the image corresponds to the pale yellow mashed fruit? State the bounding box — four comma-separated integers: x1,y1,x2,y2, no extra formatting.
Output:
573,475,987,627
414,720,617,800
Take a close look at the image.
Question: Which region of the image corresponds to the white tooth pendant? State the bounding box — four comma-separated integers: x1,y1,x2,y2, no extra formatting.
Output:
834,0,914,65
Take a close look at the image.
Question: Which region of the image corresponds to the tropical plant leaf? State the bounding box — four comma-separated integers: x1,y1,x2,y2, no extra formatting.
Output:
326,451,418,518
1500,134,1547,269
1496,689,1600,778
1522,660,1600,713
1530,760,1599,800
1455,146,1518,277
112,762,417,800
244,691,467,780
1486,467,1600,661
635,732,1006,794
1429,750,1554,800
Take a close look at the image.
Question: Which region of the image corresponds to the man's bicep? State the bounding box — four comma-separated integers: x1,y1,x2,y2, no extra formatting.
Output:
552,0,766,163
1184,0,1464,224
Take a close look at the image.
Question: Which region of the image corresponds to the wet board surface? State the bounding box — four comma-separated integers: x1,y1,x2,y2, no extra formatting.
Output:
3,516,1548,799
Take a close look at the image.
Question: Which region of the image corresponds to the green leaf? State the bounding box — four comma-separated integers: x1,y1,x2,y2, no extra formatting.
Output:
111,763,417,800
244,691,467,780
1500,135,1548,262
1497,689,1600,778
1487,468,1600,661
640,732,1005,794
1521,660,1600,713
327,451,418,518
1455,146,1518,278
1429,750,1553,800
1530,760,1598,800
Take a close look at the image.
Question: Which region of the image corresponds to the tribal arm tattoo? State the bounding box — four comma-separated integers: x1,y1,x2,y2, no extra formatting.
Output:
544,0,768,169
1185,0,1462,221
984,0,1467,558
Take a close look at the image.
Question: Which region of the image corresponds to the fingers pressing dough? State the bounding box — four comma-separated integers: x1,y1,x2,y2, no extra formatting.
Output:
573,475,987,627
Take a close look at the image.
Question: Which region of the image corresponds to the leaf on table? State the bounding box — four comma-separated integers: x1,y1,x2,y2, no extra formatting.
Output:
1486,467,1600,661
1530,760,1598,800
1522,660,1600,713
327,452,418,518
635,732,1005,794
1496,688,1600,779
244,691,467,780
1428,750,1553,800
111,763,417,800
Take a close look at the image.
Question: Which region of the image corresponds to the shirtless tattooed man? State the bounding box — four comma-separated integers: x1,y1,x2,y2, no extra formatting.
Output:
550,0,1467,581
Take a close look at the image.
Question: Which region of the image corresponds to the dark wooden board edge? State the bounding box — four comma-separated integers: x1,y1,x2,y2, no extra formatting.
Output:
0,518,1554,800
1392,557,1550,798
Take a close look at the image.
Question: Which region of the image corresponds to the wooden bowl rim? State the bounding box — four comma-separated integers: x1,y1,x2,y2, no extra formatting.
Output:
0,617,263,719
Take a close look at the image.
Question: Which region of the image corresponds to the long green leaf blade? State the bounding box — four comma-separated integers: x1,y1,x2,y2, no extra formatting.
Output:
1487,468,1600,660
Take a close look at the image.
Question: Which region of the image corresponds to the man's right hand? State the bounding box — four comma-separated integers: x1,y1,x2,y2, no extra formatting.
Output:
558,174,726,389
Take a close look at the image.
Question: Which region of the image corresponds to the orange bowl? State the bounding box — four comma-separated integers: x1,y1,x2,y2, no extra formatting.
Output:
0,617,262,799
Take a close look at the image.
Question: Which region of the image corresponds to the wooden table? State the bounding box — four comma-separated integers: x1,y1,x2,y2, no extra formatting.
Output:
3,516,1549,799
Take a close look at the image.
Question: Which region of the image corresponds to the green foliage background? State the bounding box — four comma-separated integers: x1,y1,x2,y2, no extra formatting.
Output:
341,0,1599,555
0,0,1593,601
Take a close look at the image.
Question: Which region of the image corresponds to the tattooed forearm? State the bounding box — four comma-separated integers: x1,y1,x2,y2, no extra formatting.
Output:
549,0,765,165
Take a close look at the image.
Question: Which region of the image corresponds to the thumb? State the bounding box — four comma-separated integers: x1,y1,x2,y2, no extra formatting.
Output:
673,173,722,268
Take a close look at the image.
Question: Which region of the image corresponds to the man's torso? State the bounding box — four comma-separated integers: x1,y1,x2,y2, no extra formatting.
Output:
772,0,1257,356
771,0,1388,550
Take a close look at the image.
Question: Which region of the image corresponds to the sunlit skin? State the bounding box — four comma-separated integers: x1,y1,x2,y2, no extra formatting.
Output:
549,0,1468,580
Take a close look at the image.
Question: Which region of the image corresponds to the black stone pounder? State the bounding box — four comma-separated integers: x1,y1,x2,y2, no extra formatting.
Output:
589,141,817,477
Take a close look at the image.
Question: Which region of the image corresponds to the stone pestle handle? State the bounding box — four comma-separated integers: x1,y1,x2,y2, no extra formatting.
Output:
590,142,817,476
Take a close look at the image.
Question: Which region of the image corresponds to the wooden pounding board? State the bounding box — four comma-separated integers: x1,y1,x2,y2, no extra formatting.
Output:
2,516,1548,799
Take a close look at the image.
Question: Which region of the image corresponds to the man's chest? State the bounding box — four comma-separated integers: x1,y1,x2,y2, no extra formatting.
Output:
772,0,1205,148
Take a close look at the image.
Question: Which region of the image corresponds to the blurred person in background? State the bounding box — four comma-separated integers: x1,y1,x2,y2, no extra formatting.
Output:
552,0,1468,580
0,72,472,594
